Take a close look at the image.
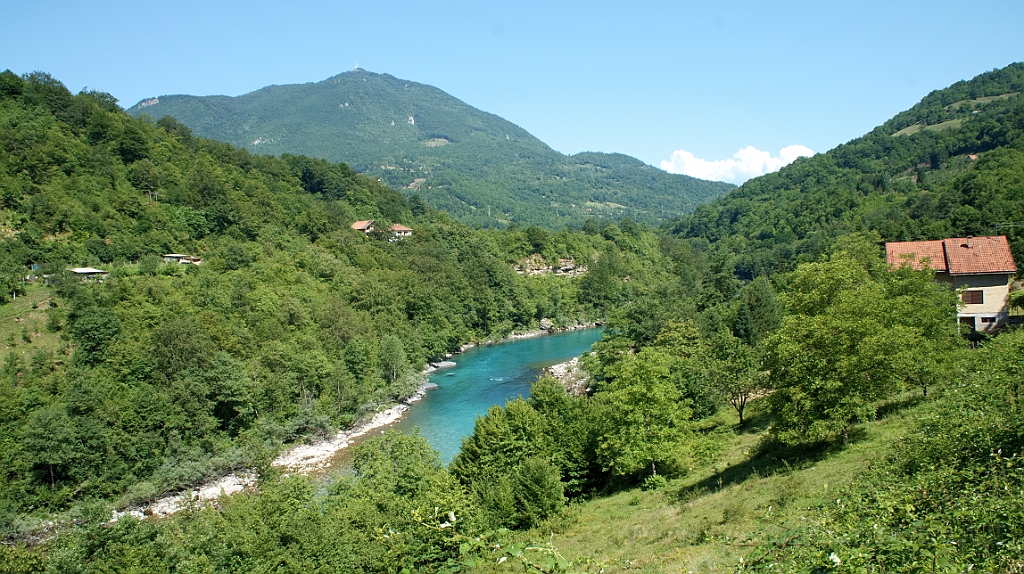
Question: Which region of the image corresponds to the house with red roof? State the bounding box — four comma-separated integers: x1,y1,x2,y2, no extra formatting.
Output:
389,223,412,238
350,220,374,234
886,236,1018,332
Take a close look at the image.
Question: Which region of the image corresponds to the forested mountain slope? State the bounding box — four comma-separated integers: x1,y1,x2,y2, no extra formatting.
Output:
0,69,664,537
672,62,1024,277
126,70,734,227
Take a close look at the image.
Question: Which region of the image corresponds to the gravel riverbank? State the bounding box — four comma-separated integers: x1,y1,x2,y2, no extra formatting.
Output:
114,324,602,521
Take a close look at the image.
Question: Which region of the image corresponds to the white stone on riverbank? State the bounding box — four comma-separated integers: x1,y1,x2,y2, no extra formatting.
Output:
112,324,601,521
114,382,440,521
543,356,591,396
507,320,601,341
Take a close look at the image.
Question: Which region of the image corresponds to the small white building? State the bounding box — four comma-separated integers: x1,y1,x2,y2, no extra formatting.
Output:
70,267,109,282
163,254,201,265
389,223,413,238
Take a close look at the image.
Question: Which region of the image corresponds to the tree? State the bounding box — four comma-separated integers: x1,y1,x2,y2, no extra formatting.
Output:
69,305,121,366
765,250,955,444
597,350,690,478
649,319,721,419
734,276,781,346
24,404,77,489
451,399,549,486
507,457,566,529
352,430,443,497
707,332,763,426
378,334,407,386
344,335,378,388
128,159,159,201
525,225,548,254
0,259,26,304
1009,290,1024,312
528,377,605,497
150,317,213,379
579,247,624,308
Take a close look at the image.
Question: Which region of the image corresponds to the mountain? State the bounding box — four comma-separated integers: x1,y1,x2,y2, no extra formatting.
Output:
127,70,734,227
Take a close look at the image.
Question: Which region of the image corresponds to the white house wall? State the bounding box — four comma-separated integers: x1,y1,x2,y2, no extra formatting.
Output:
953,274,1012,332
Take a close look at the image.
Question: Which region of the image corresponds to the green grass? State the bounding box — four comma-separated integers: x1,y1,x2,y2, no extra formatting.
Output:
0,284,63,367
894,118,965,137
946,91,1020,111
482,396,923,573
892,124,924,137
923,118,965,132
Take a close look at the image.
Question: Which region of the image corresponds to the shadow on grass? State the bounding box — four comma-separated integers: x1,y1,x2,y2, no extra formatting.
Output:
875,392,928,420
672,435,840,504
734,407,773,436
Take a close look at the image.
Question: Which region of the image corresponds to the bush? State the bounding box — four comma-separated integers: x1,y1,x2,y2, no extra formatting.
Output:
641,474,667,491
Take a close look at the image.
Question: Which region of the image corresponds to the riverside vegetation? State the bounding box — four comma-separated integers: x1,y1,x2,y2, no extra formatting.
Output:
0,62,1023,572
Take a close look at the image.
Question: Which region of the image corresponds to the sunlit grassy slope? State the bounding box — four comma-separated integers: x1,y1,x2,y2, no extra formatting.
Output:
0,285,62,367
481,397,921,573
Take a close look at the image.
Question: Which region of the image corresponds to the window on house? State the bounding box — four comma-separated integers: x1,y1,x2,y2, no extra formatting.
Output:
959,316,976,331
980,316,996,323
961,290,984,304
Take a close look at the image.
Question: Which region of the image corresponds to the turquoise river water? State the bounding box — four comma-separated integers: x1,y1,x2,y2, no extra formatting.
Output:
391,328,604,463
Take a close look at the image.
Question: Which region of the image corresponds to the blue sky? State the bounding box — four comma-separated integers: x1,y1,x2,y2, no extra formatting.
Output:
4,0,1023,183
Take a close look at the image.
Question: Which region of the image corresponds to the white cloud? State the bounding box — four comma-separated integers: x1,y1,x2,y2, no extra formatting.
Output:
660,145,814,185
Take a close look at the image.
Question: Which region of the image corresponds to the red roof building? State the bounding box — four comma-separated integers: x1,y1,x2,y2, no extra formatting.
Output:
351,220,375,234
389,223,412,238
886,236,1018,332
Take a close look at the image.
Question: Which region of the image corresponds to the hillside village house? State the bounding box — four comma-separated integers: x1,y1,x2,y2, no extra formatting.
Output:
351,220,375,234
163,254,202,265
885,236,1018,332
389,223,412,238
69,267,108,283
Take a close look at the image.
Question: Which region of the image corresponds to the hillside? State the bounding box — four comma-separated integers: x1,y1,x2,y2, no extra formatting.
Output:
127,70,734,227
0,69,663,543
671,63,1024,278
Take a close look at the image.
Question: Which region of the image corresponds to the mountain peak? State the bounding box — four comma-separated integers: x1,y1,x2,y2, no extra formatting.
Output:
129,72,733,227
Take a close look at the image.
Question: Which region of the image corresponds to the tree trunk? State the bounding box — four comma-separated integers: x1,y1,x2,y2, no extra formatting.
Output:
651,460,657,477
841,427,849,445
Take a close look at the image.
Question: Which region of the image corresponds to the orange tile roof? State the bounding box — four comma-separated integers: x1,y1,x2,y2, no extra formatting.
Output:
886,236,1016,275
885,240,947,272
389,224,412,232
942,236,1016,275
351,220,374,231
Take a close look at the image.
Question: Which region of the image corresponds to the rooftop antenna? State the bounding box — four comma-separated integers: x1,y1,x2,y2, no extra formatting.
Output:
353,61,360,71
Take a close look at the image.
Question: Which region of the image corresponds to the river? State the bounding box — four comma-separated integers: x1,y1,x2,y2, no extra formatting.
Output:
392,328,604,463
126,328,605,520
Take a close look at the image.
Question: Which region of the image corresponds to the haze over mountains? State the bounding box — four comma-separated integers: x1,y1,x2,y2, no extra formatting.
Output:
128,70,734,227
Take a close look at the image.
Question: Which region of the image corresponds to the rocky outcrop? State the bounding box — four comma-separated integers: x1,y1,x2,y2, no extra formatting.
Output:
543,357,591,396
512,255,587,277
507,320,602,341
